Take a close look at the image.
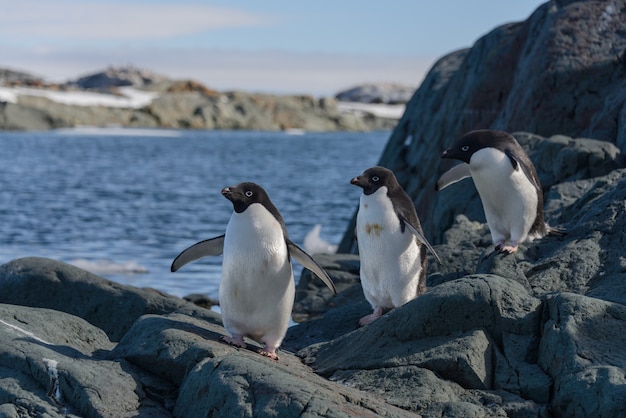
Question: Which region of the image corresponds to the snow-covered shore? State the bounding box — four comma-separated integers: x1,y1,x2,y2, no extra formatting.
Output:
0,86,158,108
0,85,405,119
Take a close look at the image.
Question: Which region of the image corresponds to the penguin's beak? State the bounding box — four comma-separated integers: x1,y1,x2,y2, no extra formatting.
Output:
350,176,364,188
441,149,451,159
221,187,233,200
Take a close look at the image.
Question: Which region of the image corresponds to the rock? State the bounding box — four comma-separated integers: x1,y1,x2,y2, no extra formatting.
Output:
335,83,416,104
0,303,151,417
0,68,45,87
293,253,361,322
0,101,65,130
299,275,551,416
0,258,418,417
0,257,188,341
71,66,169,90
540,293,626,417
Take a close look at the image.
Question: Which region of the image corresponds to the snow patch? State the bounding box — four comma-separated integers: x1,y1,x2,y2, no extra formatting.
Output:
69,259,149,275
0,86,158,108
337,101,405,119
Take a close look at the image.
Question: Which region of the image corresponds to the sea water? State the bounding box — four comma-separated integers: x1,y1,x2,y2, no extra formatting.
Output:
0,128,388,298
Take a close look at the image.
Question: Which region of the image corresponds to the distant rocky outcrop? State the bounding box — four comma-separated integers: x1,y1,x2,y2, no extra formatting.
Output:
70,66,169,90
335,83,415,104
0,66,399,132
0,68,45,87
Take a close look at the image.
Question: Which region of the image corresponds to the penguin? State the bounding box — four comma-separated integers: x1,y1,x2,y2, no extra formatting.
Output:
350,166,441,326
437,129,559,254
171,182,336,360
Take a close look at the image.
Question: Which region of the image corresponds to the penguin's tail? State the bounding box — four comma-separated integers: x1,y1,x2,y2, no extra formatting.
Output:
547,224,567,237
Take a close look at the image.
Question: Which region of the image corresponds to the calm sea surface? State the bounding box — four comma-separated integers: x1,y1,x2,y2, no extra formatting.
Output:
0,128,388,298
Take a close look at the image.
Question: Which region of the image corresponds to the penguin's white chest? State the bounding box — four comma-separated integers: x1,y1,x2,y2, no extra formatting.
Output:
469,148,538,242
219,204,294,341
355,187,421,309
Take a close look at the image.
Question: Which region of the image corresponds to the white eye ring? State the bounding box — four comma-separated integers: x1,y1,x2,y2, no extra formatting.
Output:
245,191,253,198
372,176,380,182
461,145,470,152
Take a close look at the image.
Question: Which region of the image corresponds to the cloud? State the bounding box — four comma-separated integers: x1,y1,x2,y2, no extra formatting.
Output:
0,1,272,41
0,44,437,96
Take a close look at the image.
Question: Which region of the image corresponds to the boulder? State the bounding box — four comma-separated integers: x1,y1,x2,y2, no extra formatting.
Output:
0,257,188,341
540,293,626,417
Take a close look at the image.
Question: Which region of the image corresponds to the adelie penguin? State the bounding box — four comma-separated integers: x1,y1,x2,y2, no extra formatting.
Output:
437,129,563,254
171,182,336,360
351,166,441,326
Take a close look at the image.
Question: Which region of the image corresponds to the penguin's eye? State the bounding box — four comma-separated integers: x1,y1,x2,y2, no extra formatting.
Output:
461,145,470,152
372,176,380,182
245,191,253,198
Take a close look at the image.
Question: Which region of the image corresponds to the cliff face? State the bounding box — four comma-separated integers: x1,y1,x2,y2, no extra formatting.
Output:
340,0,626,248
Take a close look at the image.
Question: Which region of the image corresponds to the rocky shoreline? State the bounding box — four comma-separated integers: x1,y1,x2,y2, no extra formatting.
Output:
0,68,403,132
1,0,625,416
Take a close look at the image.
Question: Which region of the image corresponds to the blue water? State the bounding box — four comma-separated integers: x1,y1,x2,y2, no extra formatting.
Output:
0,128,388,298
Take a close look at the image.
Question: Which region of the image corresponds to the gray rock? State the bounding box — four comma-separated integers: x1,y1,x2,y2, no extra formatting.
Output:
71,66,168,89
0,303,158,417
299,275,549,416
0,101,64,131
0,258,419,417
0,257,188,341
539,293,626,417
335,83,416,104
175,354,414,418
293,253,361,322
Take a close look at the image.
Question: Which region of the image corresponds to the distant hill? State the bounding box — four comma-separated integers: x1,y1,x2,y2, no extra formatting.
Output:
0,68,45,87
0,66,402,131
69,66,169,90
334,83,415,104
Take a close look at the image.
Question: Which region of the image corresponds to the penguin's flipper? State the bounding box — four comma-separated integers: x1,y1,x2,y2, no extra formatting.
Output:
287,239,337,294
400,216,442,265
435,163,471,191
171,235,225,272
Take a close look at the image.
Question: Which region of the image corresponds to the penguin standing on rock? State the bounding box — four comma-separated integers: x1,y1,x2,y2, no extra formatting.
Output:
171,182,336,360
437,129,562,254
351,166,440,326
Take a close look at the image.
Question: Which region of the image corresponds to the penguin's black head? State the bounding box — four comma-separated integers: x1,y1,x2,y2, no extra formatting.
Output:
350,166,398,195
222,182,272,214
441,129,513,164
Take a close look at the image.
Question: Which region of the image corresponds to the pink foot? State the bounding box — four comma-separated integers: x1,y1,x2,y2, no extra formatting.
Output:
258,348,279,360
359,306,384,326
221,335,246,348
498,244,518,254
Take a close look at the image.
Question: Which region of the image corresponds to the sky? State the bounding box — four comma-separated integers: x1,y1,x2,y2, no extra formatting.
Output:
0,0,546,96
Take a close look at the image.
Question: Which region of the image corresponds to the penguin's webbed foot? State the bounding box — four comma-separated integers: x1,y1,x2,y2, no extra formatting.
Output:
221,335,247,349
497,243,518,254
359,306,384,326
259,348,279,360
